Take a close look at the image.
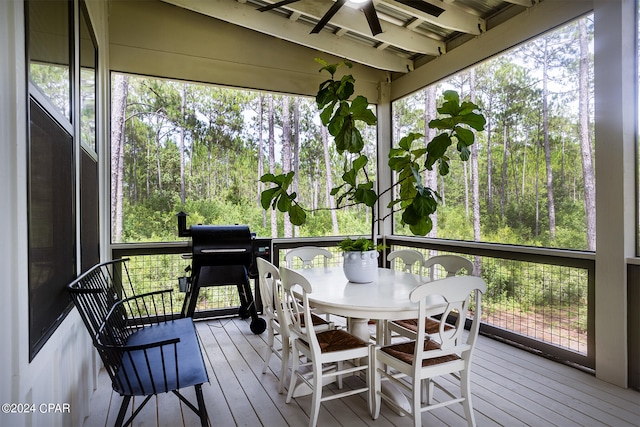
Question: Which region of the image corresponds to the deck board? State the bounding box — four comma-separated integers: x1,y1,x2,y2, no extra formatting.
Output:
82,316,640,427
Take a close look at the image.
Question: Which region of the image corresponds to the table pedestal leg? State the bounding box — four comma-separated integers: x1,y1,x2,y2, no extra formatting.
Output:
349,317,410,416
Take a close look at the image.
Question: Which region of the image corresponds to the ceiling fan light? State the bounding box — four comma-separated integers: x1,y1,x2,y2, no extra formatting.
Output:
349,0,369,4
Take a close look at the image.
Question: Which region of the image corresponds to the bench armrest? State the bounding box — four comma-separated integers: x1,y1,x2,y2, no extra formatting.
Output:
117,289,176,324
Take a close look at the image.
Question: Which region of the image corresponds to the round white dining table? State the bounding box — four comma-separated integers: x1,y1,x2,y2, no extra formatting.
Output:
294,266,423,343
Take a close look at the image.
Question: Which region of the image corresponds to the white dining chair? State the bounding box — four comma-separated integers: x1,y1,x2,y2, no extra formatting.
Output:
281,266,372,427
422,254,474,281
388,254,474,342
284,246,333,269
371,275,487,427
284,246,338,323
387,249,425,275
257,258,332,394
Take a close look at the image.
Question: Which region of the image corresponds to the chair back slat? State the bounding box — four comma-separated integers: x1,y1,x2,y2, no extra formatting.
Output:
422,254,474,281
67,259,128,342
280,267,317,351
410,275,486,363
388,249,425,275
284,247,333,269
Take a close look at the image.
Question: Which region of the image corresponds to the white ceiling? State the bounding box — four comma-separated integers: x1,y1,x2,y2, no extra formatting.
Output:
160,0,538,73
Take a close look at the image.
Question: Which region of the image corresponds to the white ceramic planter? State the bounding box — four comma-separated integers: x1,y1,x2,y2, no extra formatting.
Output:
342,250,379,283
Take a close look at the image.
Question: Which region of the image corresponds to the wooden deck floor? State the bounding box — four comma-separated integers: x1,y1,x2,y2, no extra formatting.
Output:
82,316,640,427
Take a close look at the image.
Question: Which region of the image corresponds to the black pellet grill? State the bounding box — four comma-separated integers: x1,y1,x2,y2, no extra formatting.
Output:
178,213,268,334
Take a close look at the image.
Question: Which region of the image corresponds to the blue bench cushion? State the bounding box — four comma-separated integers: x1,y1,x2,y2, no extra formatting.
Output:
114,318,208,396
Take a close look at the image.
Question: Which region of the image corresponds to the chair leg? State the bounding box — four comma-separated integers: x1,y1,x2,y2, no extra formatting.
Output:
371,356,382,420
308,361,323,427
262,326,275,374
279,336,290,394
114,395,131,427
460,369,476,427
194,384,210,427
412,380,422,427
286,344,300,404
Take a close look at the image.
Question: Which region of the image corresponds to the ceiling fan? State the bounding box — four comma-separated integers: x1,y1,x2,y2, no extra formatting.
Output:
257,0,445,36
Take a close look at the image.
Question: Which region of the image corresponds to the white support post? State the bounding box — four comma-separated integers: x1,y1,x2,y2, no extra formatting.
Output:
593,0,635,387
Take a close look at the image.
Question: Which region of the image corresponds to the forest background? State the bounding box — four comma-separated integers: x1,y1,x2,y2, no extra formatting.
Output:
110,16,595,253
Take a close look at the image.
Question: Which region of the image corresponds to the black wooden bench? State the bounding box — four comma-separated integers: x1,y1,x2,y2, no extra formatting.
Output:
68,258,210,427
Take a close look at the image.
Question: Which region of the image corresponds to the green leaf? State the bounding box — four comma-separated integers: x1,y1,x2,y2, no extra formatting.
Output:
459,100,478,116
398,132,424,150
284,170,296,185
330,183,345,196
424,133,452,169
342,168,357,186
458,145,471,161
389,147,405,157
316,85,333,109
352,154,368,171
350,95,369,113
260,187,278,209
353,108,377,126
320,102,335,125
336,75,355,100
401,204,419,225
411,148,428,159
460,111,486,131
443,90,460,104
438,158,450,175
328,114,345,138
276,194,291,212
409,216,432,236
259,173,277,184
388,155,410,172
357,187,378,207
289,204,307,226
428,118,455,130
454,126,474,146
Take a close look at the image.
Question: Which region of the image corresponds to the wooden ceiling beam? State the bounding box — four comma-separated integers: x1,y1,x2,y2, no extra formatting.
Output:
257,0,445,55
381,0,486,35
162,0,415,72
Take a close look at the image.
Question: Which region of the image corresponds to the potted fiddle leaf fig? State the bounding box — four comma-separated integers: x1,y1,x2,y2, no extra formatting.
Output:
260,59,485,282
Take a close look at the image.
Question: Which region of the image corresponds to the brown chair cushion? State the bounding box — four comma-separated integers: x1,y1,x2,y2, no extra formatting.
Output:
293,312,331,327
393,317,452,335
300,330,368,353
380,340,460,367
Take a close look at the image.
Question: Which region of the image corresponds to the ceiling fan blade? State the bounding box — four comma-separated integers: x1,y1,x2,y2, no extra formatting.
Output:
311,0,347,34
362,2,383,36
258,0,301,13
396,0,445,17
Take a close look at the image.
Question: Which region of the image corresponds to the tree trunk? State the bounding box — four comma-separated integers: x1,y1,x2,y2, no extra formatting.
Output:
501,124,508,219
131,126,137,203
281,96,293,237
486,97,494,215
321,126,339,235
470,69,481,275
423,86,438,238
180,83,186,205
542,39,557,240
579,18,596,250
155,124,163,193
111,74,128,243
293,97,301,237
257,94,266,229
268,95,278,237
463,161,469,219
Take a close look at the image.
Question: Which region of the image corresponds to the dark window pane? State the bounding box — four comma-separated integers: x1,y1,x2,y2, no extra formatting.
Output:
28,98,75,359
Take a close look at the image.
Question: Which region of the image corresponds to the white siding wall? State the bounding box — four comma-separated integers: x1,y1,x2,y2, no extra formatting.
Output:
0,1,110,426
